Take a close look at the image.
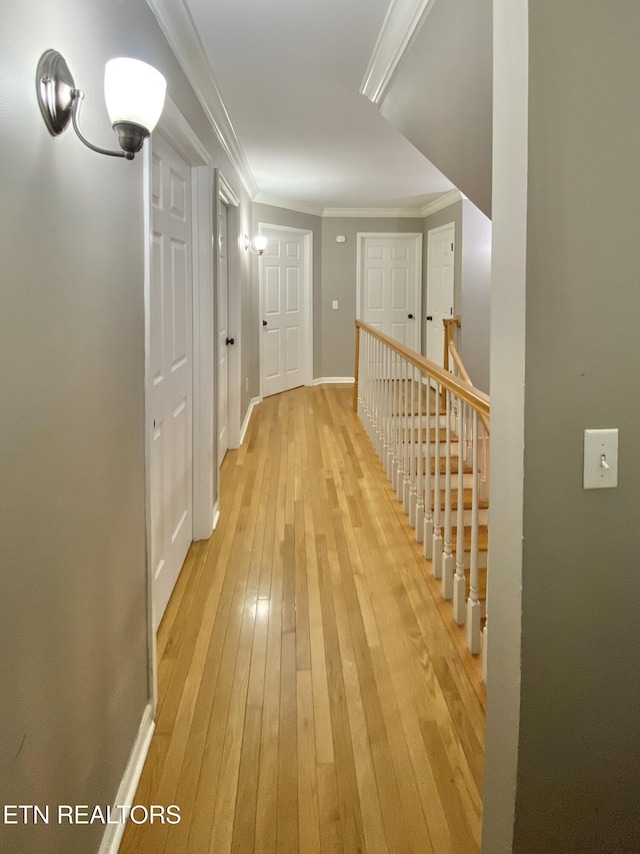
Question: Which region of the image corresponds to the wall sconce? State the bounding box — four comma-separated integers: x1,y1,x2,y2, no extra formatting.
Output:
244,235,268,256
36,50,166,160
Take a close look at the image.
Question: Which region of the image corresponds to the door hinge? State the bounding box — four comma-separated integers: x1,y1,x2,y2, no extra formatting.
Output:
451,242,454,251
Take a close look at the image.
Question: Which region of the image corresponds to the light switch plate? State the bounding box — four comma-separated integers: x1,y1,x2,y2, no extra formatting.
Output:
583,428,618,489
332,300,338,309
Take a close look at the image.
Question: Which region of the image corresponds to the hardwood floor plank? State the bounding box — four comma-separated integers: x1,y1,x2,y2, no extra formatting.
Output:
296,670,321,854
277,631,299,854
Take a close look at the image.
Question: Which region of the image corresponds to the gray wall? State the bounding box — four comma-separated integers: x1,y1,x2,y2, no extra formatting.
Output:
485,1,640,851
322,217,424,378
380,0,493,217
0,2,251,852
460,200,491,393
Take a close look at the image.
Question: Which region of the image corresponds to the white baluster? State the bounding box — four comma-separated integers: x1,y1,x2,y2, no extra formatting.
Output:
382,344,389,475
423,376,433,558
467,409,481,654
387,351,398,486
373,338,382,456
360,331,367,426
432,384,442,579
397,357,406,501
377,341,385,462
408,366,418,526
415,370,424,542
403,361,412,515
442,388,454,599
453,399,466,625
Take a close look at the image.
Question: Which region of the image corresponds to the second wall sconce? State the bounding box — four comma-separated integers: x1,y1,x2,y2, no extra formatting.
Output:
244,235,268,256
36,49,166,160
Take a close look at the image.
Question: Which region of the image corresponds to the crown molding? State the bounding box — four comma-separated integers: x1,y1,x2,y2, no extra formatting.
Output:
323,207,423,218
360,0,438,105
254,193,463,220
146,0,258,199
253,194,325,217
420,189,463,217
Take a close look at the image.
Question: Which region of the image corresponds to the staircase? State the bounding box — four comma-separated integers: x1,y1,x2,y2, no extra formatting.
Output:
354,321,490,681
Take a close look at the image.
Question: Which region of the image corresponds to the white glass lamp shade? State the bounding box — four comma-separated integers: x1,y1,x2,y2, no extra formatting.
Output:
253,236,268,252
104,58,166,132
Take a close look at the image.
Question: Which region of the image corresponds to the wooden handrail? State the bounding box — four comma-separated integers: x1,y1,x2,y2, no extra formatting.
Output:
354,319,490,424
442,316,461,375
443,317,490,435
448,338,472,385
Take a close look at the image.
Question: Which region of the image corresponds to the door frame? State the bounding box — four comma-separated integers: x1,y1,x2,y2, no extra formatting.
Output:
217,173,242,451
143,95,215,711
257,222,314,397
355,232,423,352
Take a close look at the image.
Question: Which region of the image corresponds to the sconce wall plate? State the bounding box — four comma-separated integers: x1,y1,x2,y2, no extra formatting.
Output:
37,49,75,136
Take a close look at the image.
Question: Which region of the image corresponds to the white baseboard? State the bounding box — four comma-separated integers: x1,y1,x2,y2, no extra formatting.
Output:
312,377,355,385
211,502,220,532
240,396,262,446
98,703,155,854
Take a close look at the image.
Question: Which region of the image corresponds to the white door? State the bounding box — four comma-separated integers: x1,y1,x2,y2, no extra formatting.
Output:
150,134,194,631
261,227,306,397
426,223,455,367
359,235,421,350
217,200,229,464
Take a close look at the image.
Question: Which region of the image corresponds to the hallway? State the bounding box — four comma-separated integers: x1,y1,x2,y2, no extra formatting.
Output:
120,384,484,854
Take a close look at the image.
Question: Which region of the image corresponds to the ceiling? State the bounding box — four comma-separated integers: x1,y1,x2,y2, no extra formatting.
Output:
183,0,454,212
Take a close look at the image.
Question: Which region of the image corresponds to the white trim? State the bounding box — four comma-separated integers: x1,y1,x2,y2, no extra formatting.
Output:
421,189,464,217
312,377,355,385
218,172,240,208
145,0,258,199
142,138,157,714
258,223,314,398
97,704,155,854
355,232,423,352
192,161,217,542
360,0,438,104
254,196,464,220
217,174,243,455
240,396,262,446
254,193,325,218
323,207,424,218
212,502,220,532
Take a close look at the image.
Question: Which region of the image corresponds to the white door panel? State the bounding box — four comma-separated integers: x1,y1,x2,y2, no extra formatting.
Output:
426,223,455,368
261,228,306,397
150,133,193,631
359,235,421,351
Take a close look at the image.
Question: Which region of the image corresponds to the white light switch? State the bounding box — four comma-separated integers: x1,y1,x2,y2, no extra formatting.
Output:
332,300,338,309
583,428,618,489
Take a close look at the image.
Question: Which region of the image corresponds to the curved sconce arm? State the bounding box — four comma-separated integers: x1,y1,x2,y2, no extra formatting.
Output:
70,90,128,159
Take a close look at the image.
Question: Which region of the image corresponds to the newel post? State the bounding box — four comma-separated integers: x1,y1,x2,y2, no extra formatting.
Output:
353,321,360,413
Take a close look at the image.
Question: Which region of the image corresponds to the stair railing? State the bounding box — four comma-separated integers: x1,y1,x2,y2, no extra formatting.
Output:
354,319,490,674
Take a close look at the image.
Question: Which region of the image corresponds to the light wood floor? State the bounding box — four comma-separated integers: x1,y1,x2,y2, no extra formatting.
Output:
120,385,485,854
